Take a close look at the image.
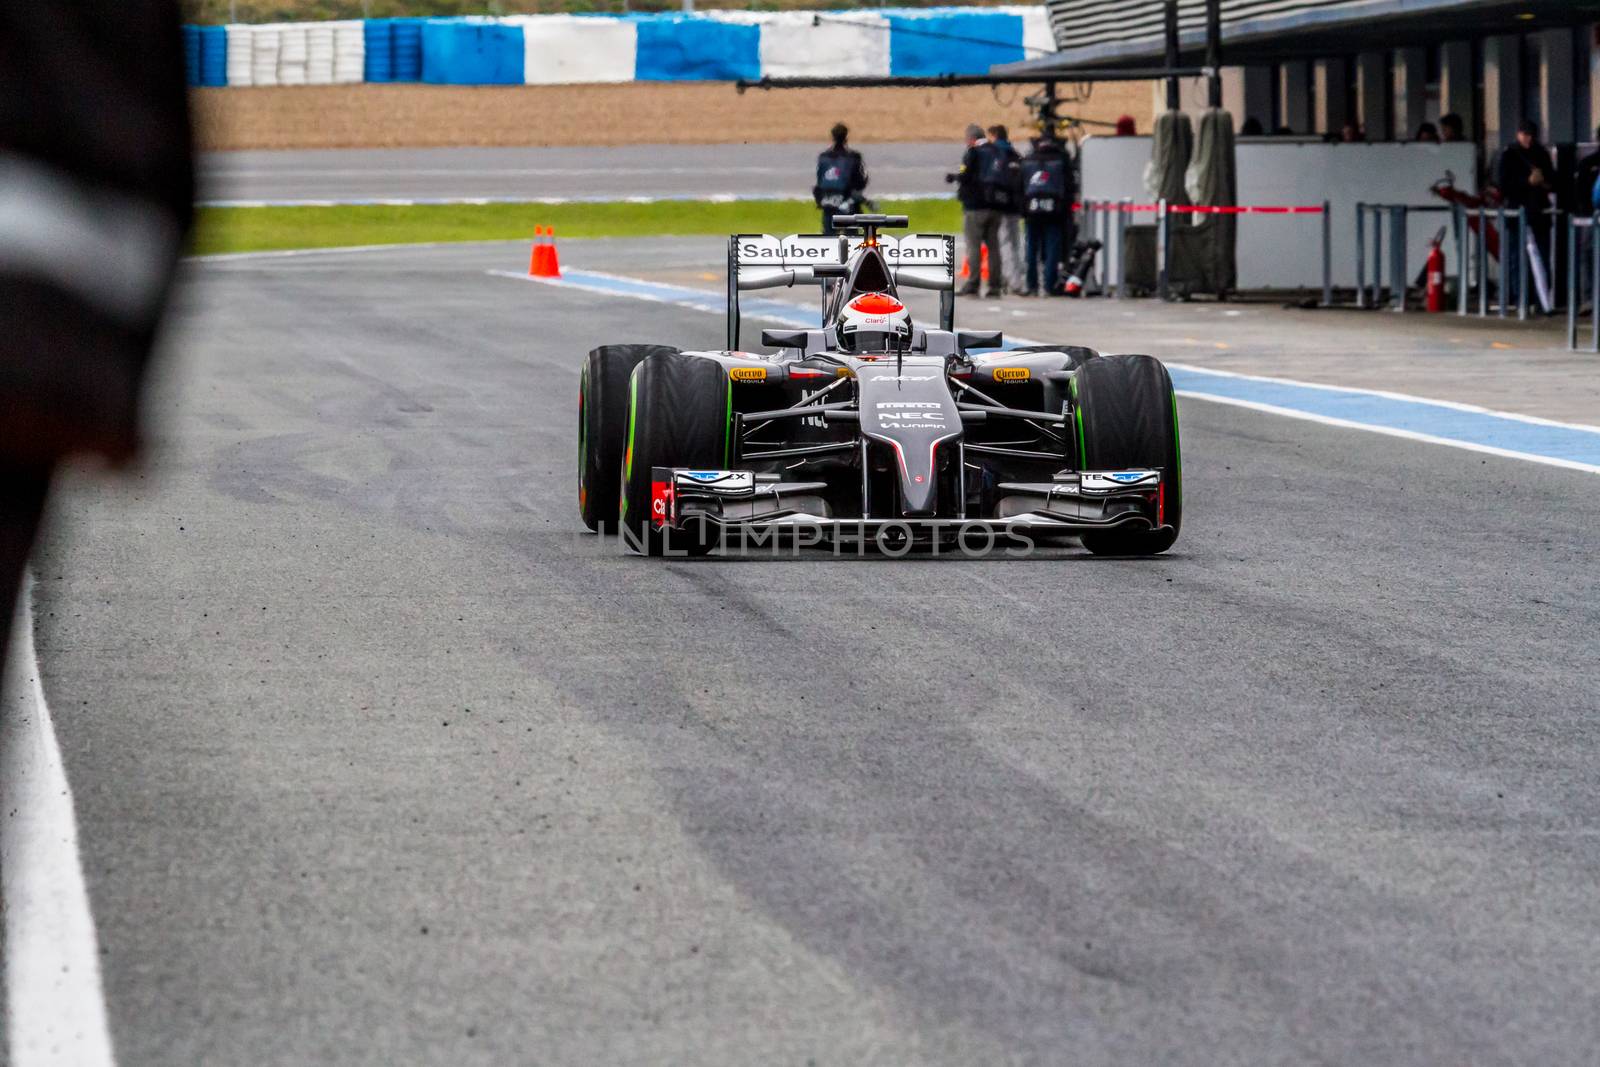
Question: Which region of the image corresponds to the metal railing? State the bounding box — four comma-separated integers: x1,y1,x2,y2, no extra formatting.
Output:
1358,201,1599,349
1353,202,1463,313
1566,213,1599,352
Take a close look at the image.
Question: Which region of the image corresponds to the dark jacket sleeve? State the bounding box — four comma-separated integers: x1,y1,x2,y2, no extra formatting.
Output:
955,146,983,208
0,0,195,466
851,150,868,194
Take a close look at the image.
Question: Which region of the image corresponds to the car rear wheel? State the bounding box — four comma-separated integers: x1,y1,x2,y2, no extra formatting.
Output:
579,344,676,533
1072,353,1182,556
619,350,730,556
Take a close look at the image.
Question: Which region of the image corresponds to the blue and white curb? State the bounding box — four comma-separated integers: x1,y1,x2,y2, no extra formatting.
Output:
187,7,1054,88
496,265,1600,475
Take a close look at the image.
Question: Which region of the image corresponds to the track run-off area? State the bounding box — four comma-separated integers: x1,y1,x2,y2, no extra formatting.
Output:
5,237,1600,1065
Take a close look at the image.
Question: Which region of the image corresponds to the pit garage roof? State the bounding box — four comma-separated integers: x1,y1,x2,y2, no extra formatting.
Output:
1000,0,1600,73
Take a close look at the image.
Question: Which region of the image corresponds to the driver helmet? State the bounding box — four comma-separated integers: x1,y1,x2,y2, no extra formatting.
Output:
837,292,911,354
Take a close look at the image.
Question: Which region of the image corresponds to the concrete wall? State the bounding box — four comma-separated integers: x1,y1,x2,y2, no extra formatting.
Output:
1080,136,1479,290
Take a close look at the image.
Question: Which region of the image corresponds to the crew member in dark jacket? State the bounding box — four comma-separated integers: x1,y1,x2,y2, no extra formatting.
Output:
0,0,194,664
1496,119,1556,301
949,124,1003,297
813,123,868,235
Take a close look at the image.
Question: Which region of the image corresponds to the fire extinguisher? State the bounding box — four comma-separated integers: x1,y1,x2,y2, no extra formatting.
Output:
1425,228,1447,312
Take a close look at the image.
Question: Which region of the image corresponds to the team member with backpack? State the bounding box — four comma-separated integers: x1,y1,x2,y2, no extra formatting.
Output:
813,123,868,235
949,124,1005,298
987,125,1026,295
1018,127,1073,296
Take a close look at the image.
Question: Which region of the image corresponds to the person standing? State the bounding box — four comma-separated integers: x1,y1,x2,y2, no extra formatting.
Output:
949,124,1002,298
1496,119,1556,305
987,125,1025,296
0,0,194,668
1018,129,1072,296
814,122,868,235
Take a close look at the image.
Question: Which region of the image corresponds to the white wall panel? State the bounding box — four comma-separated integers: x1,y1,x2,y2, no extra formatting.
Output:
757,12,890,80
278,23,309,86
250,25,281,87
225,24,254,86
519,16,638,85
1006,6,1055,62
306,23,336,85
1082,136,1480,289
332,21,365,84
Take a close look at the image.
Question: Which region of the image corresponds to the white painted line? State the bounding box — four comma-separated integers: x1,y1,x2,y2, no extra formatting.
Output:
186,239,528,263
1,575,116,1067
1172,391,1600,476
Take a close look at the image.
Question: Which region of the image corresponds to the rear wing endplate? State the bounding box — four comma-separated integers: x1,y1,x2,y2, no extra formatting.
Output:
726,232,955,350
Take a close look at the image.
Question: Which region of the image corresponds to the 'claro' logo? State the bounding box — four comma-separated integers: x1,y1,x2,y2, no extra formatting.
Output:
729,366,767,382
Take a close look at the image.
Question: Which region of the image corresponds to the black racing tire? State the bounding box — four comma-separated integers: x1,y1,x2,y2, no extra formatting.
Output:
1006,343,1098,369
619,350,730,557
579,344,676,533
1072,353,1182,556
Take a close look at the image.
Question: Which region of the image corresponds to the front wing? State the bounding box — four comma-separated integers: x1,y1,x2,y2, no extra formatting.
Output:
649,466,1174,541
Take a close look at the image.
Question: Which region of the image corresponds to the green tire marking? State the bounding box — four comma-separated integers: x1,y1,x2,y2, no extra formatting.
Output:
724,381,733,468
1071,376,1087,466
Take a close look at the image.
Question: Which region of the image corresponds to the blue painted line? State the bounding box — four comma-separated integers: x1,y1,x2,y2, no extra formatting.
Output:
1163,365,1600,469
556,268,816,326
506,266,1600,473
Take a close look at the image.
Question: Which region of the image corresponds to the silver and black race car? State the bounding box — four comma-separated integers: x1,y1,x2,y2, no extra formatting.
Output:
578,215,1181,556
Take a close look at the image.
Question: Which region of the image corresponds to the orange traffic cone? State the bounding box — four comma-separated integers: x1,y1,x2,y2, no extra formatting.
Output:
528,227,546,276
959,245,992,282
544,227,561,278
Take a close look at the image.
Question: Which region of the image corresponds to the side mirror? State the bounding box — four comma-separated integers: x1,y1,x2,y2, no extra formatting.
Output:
761,329,809,349
957,330,1003,352
811,264,849,278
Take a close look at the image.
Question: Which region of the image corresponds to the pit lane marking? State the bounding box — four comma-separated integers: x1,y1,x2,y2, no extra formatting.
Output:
1,575,116,1067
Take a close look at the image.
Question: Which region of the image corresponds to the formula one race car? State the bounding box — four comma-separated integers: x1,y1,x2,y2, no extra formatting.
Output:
578,214,1181,556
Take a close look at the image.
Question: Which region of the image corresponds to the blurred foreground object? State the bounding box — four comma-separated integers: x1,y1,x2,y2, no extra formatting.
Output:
0,1,194,657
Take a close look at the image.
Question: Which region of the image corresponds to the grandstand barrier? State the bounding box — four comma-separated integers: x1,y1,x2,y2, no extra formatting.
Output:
186,7,1049,87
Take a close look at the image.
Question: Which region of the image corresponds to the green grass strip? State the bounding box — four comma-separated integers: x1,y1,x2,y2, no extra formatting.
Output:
191,198,962,255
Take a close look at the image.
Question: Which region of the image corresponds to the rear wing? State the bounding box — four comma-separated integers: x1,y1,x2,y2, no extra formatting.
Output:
726,232,956,350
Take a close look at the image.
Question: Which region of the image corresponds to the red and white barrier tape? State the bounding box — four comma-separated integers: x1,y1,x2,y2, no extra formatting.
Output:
1077,202,1325,215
